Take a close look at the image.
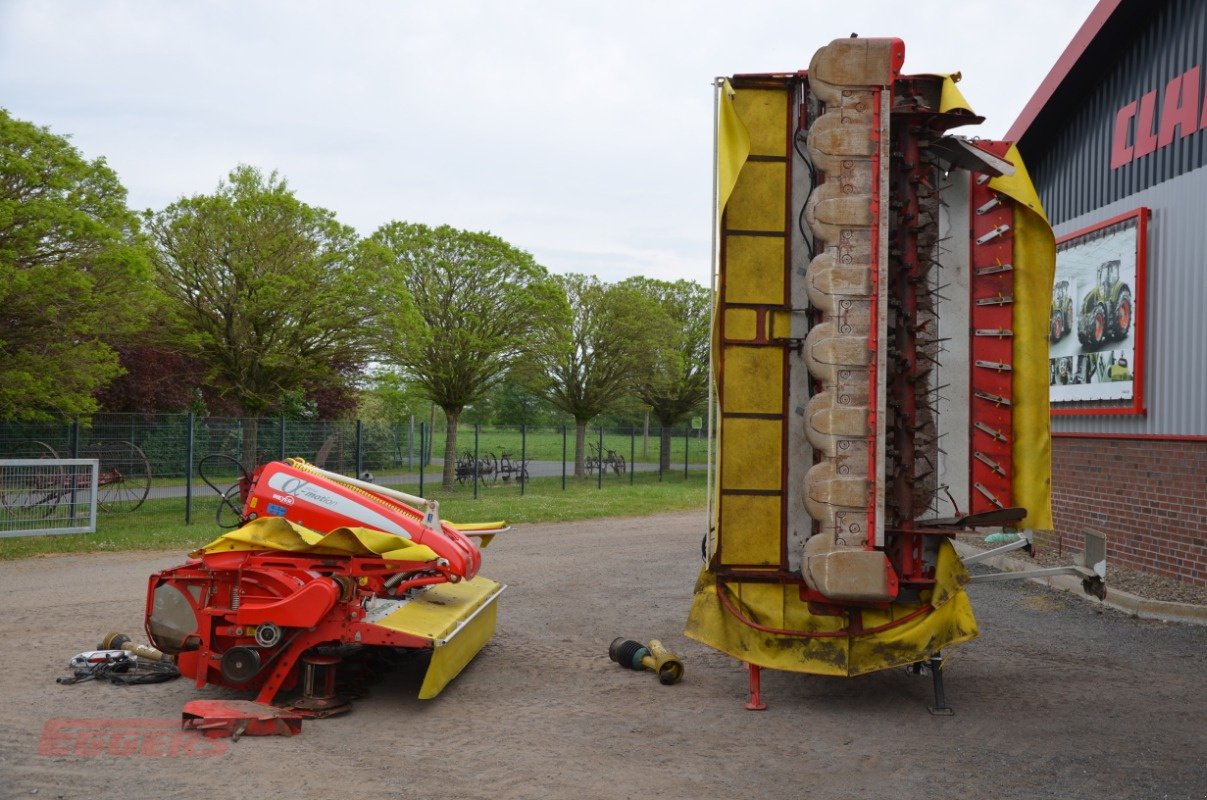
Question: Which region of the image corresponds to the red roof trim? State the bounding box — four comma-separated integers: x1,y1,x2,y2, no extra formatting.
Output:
1005,0,1125,142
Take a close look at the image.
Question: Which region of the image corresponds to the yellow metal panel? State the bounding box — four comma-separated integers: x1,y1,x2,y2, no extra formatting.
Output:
374,577,500,640
419,596,498,699
721,346,782,414
372,577,504,699
725,236,784,305
720,418,782,490
770,310,792,339
724,308,758,341
732,88,787,155
718,494,781,565
726,162,785,231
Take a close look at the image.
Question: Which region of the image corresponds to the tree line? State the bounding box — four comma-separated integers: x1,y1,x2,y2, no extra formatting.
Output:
0,109,709,487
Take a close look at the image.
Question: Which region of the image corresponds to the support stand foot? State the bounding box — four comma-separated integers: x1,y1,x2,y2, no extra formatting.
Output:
744,662,767,711
927,652,954,716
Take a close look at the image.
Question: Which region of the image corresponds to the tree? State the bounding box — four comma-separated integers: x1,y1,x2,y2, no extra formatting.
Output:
360,370,432,424
94,343,231,415
525,274,670,476
147,166,377,463
622,277,712,469
491,378,560,427
370,222,565,489
0,109,153,421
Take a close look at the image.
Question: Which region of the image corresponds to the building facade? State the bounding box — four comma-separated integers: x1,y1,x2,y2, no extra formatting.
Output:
1009,0,1207,586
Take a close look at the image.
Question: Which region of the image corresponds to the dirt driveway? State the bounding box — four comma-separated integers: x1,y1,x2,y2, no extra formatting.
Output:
1,512,1203,800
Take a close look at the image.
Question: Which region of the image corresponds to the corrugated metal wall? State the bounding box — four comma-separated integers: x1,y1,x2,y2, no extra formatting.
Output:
1031,0,1207,225
1024,0,1207,436
1049,167,1207,435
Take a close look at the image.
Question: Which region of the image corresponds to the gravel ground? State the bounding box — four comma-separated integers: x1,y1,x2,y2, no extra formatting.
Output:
957,532,1207,606
1,512,1204,800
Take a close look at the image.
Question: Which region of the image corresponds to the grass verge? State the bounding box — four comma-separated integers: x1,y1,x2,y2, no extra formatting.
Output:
0,474,707,560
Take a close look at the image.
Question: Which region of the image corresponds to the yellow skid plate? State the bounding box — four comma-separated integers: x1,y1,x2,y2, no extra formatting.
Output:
370,577,504,699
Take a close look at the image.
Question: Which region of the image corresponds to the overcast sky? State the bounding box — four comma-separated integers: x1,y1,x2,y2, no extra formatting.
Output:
1,0,1099,286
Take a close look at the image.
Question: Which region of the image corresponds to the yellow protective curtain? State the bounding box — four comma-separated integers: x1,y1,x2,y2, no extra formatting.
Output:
193,516,440,562
716,78,750,217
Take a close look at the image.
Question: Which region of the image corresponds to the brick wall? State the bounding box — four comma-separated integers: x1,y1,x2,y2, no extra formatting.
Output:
1045,436,1207,588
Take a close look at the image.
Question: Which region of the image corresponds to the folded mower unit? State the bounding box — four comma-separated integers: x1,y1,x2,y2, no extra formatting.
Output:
146,459,505,726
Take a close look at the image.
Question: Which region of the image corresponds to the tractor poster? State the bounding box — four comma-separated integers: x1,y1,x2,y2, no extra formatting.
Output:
1048,211,1144,405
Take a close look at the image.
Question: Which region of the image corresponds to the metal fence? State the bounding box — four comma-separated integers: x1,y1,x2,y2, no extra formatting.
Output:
0,413,710,526
0,458,98,537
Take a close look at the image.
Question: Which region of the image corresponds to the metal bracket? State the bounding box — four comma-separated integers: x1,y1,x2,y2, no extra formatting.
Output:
960,532,1032,565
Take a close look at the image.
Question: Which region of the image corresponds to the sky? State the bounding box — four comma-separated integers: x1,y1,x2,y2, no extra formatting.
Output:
0,0,1100,287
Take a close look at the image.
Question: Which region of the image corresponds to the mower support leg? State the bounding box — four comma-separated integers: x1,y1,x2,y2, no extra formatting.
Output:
927,652,954,716
745,662,767,711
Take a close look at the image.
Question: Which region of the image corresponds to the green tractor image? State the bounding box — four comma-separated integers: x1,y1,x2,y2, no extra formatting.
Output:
1077,259,1132,348
1050,279,1073,342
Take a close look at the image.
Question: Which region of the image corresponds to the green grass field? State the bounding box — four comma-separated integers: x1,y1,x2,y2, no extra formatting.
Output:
0,473,707,560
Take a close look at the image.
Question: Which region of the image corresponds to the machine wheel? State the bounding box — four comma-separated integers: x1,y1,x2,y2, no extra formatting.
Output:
1110,288,1133,340
0,441,63,518
85,440,151,512
1091,302,1109,347
1050,312,1064,342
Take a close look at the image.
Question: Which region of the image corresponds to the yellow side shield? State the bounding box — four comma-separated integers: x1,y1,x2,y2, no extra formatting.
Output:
371,578,505,699
686,539,977,676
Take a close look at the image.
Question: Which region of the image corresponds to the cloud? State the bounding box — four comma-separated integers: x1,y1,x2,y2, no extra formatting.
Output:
0,0,1098,287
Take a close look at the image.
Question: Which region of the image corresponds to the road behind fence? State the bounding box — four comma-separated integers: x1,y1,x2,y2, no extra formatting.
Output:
0,413,710,525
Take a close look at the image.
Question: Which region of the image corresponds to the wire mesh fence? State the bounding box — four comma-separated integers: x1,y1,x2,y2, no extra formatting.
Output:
0,459,98,537
0,413,711,527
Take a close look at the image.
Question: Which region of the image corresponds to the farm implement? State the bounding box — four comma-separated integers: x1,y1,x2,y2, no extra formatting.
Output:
144,457,505,734
688,37,1097,711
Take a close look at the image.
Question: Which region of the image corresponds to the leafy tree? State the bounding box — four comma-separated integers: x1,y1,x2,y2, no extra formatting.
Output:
94,343,229,415
622,277,711,469
146,166,377,463
369,222,565,489
525,274,670,476
0,109,153,421
360,371,432,425
491,378,560,427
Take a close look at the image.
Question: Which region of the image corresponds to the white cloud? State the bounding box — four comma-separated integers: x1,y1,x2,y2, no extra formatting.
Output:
0,0,1098,287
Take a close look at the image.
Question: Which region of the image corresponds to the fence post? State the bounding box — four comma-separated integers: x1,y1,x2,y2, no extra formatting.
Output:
597,427,603,490
521,424,527,496
561,425,567,491
658,426,663,483
685,424,695,482
355,419,364,478
185,412,195,524
473,424,480,500
630,426,636,486
408,415,415,470
418,423,425,496
69,418,80,523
